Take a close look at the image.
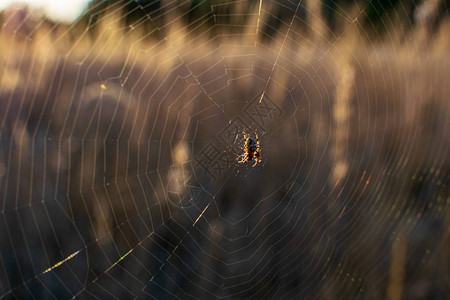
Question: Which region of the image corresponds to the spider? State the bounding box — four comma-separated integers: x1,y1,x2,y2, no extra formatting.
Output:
238,131,262,167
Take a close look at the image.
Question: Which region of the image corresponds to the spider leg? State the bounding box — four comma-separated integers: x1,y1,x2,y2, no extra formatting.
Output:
253,152,262,167
243,131,248,148
252,155,261,167
255,132,260,152
238,154,248,163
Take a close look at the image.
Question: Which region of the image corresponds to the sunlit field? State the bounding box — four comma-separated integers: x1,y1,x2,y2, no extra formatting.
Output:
0,1,449,298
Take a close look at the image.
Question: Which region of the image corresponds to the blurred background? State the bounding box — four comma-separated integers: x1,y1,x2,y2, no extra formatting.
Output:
0,0,449,299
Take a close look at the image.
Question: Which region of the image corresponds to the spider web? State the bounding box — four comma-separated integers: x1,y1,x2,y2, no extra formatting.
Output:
1,0,449,298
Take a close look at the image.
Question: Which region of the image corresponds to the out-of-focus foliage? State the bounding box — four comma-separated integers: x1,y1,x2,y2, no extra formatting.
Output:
0,0,449,299
81,0,449,39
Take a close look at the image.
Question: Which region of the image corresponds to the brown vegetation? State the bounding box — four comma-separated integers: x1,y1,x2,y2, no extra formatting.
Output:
0,1,448,299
